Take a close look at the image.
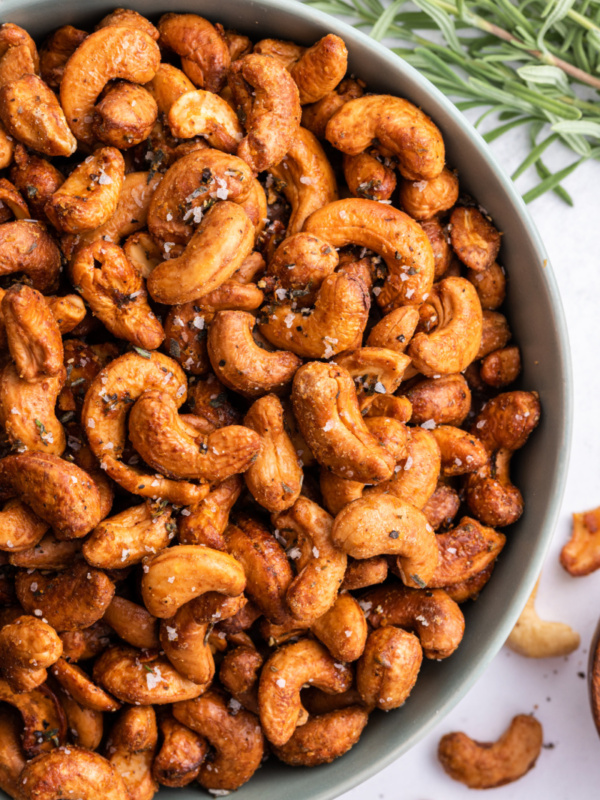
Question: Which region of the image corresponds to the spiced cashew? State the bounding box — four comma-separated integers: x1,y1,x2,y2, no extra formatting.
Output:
19,747,129,800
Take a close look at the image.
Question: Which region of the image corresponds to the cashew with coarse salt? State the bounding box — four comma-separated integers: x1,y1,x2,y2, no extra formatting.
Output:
8,532,79,571
103,596,159,652
431,424,488,477
50,658,120,712
0,23,39,88
219,645,263,715
0,220,61,292
92,81,157,150
367,307,420,354
506,579,580,657
428,516,506,589
343,152,397,202
399,167,459,220
39,25,87,89
332,346,411,409
60,26,160,145
0,500,48,553
0,615,63,692
152,713,207,788
177,475,242,548
303,198,435,311
357,626,423,710
104,706,158,800
158,13,230,93
311,592,368,663
449,205,501,272
144,63,195,115
405,373,471,426
159,603,215,687
19,747,129,800
168,89,243,152
56,687,103,751
326,94,445,181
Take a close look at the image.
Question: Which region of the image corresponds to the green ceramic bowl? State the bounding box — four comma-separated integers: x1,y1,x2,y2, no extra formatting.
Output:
0,1,572,798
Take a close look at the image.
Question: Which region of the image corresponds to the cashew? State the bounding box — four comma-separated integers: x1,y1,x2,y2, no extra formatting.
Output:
561,505,600,577
82,501,173,570
50,658,119,712
92,81,157,149
19,747,129,800
450,205,501,272
159,603,214,686
3,284,62,381
103,596,159,651
177,475,242,548
16,562,114,631
267,126,338,234
0,680,66,757
286,34,348,104
0,24,39,88
266,232,338,301
480,345,521,387
344,152,396,202
141,544,246,618
39,25,87,88
0,74,76,157
123,231,162,280
408,277,483,376
0,500,48,553
144,63,195,115
429,516,506,588
273,706,369,767
224,515,293,624
342,556,388,591
258,639,352,746
93,646,206,705
128,389,261,482
152,713,207,787
0,177,30,222
60,26,160,145
320,468,365,516
188,373,241,428
311,592,368,662
357,626,422,710
332,346,411,407
507,579,580,658
158,13,230,93
0,220,61,292
332,494,438,587
304,198,435,310
399,167,459,220
364,393,413,423
45,294,86,334
292,361,395,483
0,453,103,539
173,689,264,791
431,425,487,476
95,8,159,38
168,89,243,152
422,481,460,530
421,217,453,278
58,622,111,664
326,94,444,180
207,310,302,398
0,707,27,799
0,120,13,169
104,706,158,800
405,373,471,426
56,687,103,750
8,532,80,571
229,53,301,173
273,496,347,624
468,260,506,310
219,645,263,715
147,202,254,305
0,615,63,692
301,77,364,140
438,714,543,788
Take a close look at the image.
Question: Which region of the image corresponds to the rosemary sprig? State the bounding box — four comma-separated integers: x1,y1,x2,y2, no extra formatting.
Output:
304,0,600,203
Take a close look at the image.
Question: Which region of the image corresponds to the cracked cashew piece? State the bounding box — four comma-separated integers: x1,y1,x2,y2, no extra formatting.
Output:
326,94,445,180
19,747,129,800
506,579,579,657
561,505,600,577
0,615,63,692
438,714,543,788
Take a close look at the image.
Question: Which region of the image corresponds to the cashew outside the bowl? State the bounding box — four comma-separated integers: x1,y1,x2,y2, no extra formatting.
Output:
357,626,423,711
0,680,66,758
39,25,87,89
60,26,160,145
561,505,600,577
168,89,243,153
158,13,230,93
102,596,159,652
428,516,506,588
152,712,207,788
450,205,501,272
92,81,157,150
343,152,397,202
50,658,120,712
303,198,435,311
173,688,264,791
310,592,368,663
104,705,158,800
177,475,242,548
229,53,301,173
438,714,543,789
19,747,129,800
326,94,444,180
0,220,62,292
0,615,63,692
399,167,459,220
301,77,364,140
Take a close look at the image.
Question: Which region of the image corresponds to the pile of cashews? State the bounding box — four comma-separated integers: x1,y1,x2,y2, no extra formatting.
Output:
0,8,544,798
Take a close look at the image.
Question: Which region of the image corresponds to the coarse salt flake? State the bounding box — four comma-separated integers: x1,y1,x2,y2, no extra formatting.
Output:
276,678,286,688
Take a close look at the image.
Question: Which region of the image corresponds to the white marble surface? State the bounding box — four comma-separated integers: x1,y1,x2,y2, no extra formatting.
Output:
339,125,600,799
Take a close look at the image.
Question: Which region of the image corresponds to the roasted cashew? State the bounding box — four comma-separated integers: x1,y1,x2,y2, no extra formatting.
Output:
420,217,453,278
177,475,242,548
123,231,162,280
0,680,66,757
561,505,600,577
507,579,580,657
303,198,435,311
311,592,368,662
438,714,543,789
431,425,487,477
158,13,230,93
207,310,302,398
0,120,13,169
2,283,62,381
450,205,501,272
468,260,506,310
159,603,215,686
60,26,160,145
144,63,195,115
45,147,125,234
428,516,505,589
173,689,264,791
50,658,119,712
405,373,471,426
0,707,27,799
0,615,63,692
128,389,260,482
56,686,103,750
333,346,411,407
19,747,129,800
0,500,48,553
326,94,444,180
229,53,301,173
83,501,173,570
258,639,352,746
365,585,465,659
267,126,338,234
104,706,158,800
273,496,347,624
188,372,241,428
92,81,157,149
408,277,483,376
399,167,459,220
58,621,111,664
95,8,159,38
357,626,422,710
0,24,39,87
480,345,521,388
273,706,368,767
422,481,460,530
8,532,80,571
152,712,207,788
291,361,395,483
343,152,397,202
266,232,338,302
301,77,364,140
319,468,364,517
285,34,347,104
141,544,246,618
466,391,541,527
219,645,263,715
364,393,413,423
103,596,159,651
93,646,206,705
224,515,293,624
39,25,87,89
147,202,254,305
45,294,86,334
0,177,30,222
0,220,61,292
168,89,243,152
0,453,103,539
0,74,76,157
16,562,114,631
342,556,388,591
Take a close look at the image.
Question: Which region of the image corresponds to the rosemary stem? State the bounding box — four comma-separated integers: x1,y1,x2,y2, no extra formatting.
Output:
566,8,600,34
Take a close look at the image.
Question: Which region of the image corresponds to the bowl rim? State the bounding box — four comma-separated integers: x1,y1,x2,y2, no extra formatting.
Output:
0,0,573,796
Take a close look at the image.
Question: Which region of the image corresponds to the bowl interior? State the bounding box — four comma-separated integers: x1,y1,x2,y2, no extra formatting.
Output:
0,1,572,799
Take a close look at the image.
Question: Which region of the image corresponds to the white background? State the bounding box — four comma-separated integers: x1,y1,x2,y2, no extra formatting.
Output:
339,125,600,798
